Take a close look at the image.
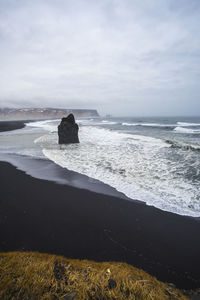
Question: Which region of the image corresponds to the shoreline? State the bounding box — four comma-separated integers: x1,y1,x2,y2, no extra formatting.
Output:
0,153,131,201
0,160,200,290
0,120,26,132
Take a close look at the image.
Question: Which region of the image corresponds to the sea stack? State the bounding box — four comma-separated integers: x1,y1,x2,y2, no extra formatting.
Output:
58,113,79,144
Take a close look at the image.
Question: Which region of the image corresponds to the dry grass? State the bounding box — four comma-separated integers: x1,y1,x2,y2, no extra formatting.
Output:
0,251,188,300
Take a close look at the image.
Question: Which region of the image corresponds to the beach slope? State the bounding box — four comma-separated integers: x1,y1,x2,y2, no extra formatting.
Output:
0,161,200,291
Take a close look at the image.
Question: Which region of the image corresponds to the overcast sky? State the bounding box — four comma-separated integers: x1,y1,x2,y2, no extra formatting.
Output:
0,0,200,116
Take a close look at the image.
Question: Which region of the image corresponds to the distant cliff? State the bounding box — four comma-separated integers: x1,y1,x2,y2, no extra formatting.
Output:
0,108,99,120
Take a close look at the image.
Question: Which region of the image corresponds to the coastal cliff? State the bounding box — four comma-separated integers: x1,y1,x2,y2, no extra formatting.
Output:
0,108,99,120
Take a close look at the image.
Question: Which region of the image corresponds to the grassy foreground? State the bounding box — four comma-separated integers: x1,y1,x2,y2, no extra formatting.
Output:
0,252,188,300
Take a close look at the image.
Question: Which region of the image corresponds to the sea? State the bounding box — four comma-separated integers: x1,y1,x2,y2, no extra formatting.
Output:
0,116,200,218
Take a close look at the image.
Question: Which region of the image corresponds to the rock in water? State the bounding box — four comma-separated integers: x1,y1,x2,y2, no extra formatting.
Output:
58,114,79,144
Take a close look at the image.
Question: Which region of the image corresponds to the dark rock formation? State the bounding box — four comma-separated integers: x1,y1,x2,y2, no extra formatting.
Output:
58,114,79,144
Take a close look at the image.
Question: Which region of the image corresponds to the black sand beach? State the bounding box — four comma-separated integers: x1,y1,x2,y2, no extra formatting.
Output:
0,121,200,293
0,160,200,291
0,120,25,132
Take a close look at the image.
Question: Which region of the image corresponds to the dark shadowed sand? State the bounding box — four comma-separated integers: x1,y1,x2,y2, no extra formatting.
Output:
0,160,200,290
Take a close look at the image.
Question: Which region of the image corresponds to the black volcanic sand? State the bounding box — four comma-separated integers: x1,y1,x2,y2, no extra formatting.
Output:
0,120,25,132
0,161,200,290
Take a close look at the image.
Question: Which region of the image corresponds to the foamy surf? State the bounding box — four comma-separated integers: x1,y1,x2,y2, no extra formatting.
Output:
26,120,60,132
33,122,200,217
122,122,176,127
177,122,200,126
165,139,200,151
1,117,200,218
174,126,200,134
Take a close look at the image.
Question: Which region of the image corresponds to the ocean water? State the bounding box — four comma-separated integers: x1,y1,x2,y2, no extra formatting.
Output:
0,116,200,217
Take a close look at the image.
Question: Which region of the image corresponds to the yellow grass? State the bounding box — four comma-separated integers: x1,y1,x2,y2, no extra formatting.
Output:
0,251,189,300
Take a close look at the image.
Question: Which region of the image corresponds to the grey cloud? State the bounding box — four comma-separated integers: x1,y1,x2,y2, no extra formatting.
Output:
0,0,199,116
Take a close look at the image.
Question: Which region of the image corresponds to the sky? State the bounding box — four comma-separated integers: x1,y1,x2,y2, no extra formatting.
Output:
0,0,200,116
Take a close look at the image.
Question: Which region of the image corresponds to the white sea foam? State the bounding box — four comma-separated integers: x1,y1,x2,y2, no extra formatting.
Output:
174,127,200,134
76,119,107,126
122,122,175,127
26,120,59,132
18,118,200,217
34,125,200,217
177,122,200,126
122,122,139,126
1,117,199,217
1,117,199,218
76,119,94,124
165,139,200,151
102,120,118,125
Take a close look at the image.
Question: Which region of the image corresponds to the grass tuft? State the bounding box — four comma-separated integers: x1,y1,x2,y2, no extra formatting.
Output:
0,251,189,300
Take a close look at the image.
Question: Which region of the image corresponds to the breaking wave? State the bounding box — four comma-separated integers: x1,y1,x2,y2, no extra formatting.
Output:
122,122,175,128
174,127,200,134
165,139,200,151
26,120,59,132
34,124,200,217
177,122,200,126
